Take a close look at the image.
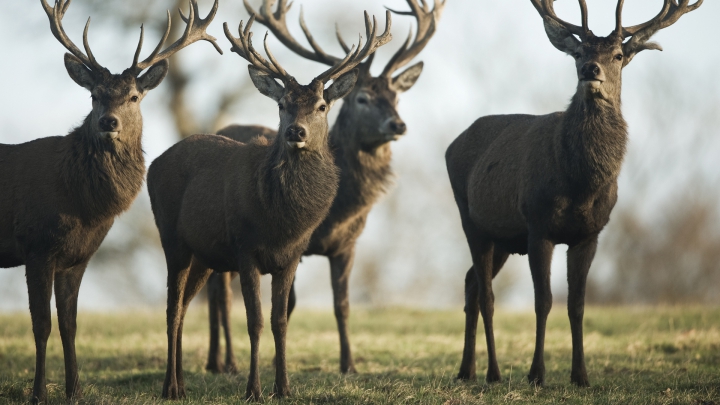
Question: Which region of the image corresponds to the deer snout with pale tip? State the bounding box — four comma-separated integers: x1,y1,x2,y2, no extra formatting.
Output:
381,118,407,141
98,115,121,140
285,125,307,149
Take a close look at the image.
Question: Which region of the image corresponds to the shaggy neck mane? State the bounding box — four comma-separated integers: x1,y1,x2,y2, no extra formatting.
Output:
257,138,339,233
61,114,145,223
558,94,628,193
329,118,393,216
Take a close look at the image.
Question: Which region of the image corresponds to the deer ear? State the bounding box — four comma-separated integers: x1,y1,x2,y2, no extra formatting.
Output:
64,53,95,91
324,69,358,104
543,18,581,55
138,60,169,92
391,62,424,93
622,40,663,67
248,66,285,102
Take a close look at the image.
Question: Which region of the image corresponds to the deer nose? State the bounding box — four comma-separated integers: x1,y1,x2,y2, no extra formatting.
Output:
99,115,119,131
285,125,307,142
581,63,602,80
389,120,407,135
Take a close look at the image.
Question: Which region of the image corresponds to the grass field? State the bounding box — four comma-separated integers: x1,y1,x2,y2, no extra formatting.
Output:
0,306,718,404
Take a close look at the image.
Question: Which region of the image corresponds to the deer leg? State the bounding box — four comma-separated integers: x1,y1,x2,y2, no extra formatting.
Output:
465,240,502,382
527,234,555,386
206,272,224,373
162,249,192,400
54,262,88,401
270,263,299,397
238,267,263,401
287,279,297,320
457,266,480,381
175,258,213,392
567,236,597,387
329,250,356,374
218,272,239,374
25,257,55,405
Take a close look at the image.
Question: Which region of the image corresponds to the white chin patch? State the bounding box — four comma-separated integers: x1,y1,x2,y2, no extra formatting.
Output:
384,134,402,141
583,80,602,90
99,131,119,140
287,141,306,149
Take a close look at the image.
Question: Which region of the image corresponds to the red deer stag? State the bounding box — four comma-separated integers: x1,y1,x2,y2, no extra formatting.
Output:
204,0,444,375
446,0,702,387
0,1,220,403
147,11,391,400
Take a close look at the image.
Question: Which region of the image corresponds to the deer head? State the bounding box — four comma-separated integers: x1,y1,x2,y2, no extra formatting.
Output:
223,11,392,151
244,0,443,148
42,0,222,143
532,0,702,102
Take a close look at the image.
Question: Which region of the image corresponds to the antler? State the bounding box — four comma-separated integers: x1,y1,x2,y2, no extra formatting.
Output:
380,0,445,78
615,0,703,43
129,0,223,75
530,0,590,39
225,11,391,84
41,0,105,73
223,15,293,82
243,0,342,66
315,11,392,83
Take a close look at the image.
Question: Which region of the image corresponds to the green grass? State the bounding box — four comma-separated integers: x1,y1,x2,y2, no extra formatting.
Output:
1,307,719,404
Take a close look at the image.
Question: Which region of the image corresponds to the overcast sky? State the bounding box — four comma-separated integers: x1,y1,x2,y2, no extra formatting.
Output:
1,0,718,311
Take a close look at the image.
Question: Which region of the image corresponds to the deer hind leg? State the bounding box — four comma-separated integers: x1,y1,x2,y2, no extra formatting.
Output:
527,233,555,386
566,236,597,387
173,258,213,394
459,240,502,382
54,262,88,401
238,265,263,401
25,256,55,405
162,246,192,400
218,272,239,374
206,271,224,373
329,250,356,374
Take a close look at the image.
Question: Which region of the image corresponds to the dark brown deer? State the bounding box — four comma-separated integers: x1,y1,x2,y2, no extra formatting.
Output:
0,1,220,403
204,0,444,375
147,12,391,400
446,0,702,387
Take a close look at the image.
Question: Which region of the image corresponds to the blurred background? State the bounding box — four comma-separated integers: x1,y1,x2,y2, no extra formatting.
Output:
1,0,718,311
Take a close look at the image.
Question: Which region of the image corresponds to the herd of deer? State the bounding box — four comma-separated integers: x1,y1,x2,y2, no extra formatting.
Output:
0,0,703,402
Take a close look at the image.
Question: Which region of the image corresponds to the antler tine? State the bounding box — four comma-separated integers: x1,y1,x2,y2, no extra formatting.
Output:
41,0,105,72
380,0,445,78
244,0,342,66
618,0,702,41
335,23,352,54
316,10,392,84
81,18,103,71
130,0,222,75
531,0,588,39
222,16,290,82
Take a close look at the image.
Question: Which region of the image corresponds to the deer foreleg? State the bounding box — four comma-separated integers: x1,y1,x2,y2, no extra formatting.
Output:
527,234,555,386
54,262,88,400
567,236,597,387
329,250,356,374
25,256,55,405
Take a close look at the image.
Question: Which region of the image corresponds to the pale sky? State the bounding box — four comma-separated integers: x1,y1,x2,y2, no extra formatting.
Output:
1,0,718,310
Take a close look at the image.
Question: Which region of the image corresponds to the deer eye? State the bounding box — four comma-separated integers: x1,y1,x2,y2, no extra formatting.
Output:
572,52,581,59
614,54,623,61
278,103,284,110
318,104,327,112
357,97,368,104
91,95,97,102
130,95,139,102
